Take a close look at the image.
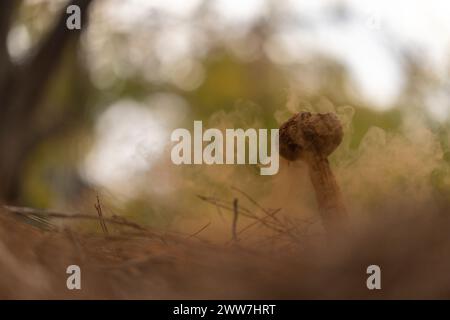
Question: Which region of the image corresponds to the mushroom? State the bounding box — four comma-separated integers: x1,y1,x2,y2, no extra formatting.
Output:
279,112,348,235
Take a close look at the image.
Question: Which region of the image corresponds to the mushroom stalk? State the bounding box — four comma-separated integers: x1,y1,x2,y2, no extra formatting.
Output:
304,152,347,232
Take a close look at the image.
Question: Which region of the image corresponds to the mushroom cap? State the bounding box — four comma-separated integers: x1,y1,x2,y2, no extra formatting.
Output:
279,112,343,161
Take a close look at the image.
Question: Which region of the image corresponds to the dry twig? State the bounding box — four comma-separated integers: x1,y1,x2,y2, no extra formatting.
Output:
232,199,238,242
187,221,211,239
94,195,109,235
2,205,147,232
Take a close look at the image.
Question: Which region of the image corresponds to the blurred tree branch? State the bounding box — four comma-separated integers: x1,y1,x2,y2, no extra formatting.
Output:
0,1,21,106
0,0,95,202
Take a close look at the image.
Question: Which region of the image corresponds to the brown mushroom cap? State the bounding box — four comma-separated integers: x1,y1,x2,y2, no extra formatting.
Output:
279,112,343,161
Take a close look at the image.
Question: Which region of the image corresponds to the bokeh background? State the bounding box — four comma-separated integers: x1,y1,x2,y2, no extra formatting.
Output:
1,0,449,239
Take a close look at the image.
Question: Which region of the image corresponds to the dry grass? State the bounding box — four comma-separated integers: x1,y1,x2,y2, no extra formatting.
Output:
1,199,450,299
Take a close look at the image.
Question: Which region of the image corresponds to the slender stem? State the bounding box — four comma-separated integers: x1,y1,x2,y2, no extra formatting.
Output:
305,152,347,234
232,198,239,241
